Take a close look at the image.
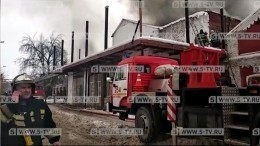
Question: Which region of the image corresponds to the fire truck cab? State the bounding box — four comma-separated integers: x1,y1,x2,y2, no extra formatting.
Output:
109,56,178,110
34,83,45,99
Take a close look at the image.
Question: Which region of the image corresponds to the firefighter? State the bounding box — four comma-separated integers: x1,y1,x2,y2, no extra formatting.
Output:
210,30,221,48
0,73,60,146
195,29,209,46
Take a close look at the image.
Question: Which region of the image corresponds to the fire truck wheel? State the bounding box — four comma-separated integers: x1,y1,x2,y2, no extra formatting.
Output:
135,106,157,143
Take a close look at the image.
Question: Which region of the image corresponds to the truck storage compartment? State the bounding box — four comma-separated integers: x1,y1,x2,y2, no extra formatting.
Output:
181,87,222,107
178,87,223,131
178,107,222,128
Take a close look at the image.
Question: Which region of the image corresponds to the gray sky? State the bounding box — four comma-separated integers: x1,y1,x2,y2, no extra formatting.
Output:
1,0,135,79
1,0,260,80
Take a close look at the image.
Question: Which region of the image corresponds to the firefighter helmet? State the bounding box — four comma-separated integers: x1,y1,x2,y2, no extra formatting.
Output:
11,73,35,93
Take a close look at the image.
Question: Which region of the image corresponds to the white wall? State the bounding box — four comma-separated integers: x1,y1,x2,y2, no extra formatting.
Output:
112,21,159,46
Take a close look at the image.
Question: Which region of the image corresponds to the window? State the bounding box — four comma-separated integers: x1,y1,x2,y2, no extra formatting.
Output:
89,75,95,96
114,68,120,81
137,64,151,73
114,66,127,81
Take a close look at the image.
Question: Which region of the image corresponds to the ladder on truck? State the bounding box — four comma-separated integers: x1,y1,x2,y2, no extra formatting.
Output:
189,19,205,47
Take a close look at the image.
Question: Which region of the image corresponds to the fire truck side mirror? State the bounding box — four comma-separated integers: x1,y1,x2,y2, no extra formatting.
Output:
106,77,112,83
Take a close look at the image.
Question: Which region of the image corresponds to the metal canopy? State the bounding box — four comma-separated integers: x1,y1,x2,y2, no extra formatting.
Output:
57,37,189,74
34,74,59,82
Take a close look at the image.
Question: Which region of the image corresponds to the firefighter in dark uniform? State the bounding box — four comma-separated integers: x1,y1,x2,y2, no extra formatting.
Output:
195,29,209,46
210,30,221,48
0,73,60,146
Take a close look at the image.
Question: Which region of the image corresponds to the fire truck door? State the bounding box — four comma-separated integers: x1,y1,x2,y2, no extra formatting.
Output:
112,65,128,107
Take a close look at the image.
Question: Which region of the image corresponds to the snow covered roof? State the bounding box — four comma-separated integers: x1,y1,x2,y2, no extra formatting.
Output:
229,51,260,67
112,10,243,38
139,36,189,47
61,37,191,71
159,11,208,29
111,18,159,37
230,52,260,60
56,36,225,73
227,8,260,34
141,36,223,52
34,74,59,82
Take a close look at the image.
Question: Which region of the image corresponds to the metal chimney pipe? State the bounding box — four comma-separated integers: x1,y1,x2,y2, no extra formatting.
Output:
139,0,144,55
85,21,89,56
71,31,74,63
79,48,81,59
139,0,143,37
185,0,190,43
104,6,109,50
61,40,64,66
102,6,109,110
220,8,225,49
53,46,56,70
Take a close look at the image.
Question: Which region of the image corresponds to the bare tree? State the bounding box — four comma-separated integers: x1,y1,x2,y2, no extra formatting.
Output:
16,33,68,78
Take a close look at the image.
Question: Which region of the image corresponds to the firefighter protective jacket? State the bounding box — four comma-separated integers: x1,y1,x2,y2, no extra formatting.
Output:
0,96,60,146
195,32,209,46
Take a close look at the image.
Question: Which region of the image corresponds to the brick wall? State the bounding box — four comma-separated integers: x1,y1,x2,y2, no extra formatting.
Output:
208,11,241,33
238,20,260,54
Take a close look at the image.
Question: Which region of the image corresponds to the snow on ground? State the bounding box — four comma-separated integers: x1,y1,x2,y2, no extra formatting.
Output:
42,105,140,145
42,105,225,145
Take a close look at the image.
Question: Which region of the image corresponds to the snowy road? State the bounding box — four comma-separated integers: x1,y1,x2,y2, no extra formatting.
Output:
42,105,141,145
42,105,223,146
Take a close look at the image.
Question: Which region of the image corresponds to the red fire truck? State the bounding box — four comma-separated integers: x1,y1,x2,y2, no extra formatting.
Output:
107,41,260,145
33,83,45,99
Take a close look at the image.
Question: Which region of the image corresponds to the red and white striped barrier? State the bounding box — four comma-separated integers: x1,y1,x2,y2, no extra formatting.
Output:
167,75,177,145
167,75,176,123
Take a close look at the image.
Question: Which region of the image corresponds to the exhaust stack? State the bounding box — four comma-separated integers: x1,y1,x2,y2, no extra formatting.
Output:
85,21,89,56
185,0,190,43
104,6,109,50
71,31,74,63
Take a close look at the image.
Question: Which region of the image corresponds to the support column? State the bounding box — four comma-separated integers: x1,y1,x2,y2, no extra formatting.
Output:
84,69,89,109
67,72,73,104
101,73,106,110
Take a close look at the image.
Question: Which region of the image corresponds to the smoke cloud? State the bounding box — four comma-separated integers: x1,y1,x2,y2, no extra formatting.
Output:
122,0,258,26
